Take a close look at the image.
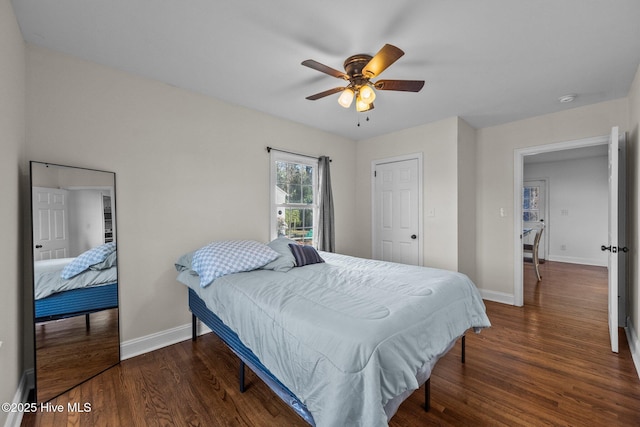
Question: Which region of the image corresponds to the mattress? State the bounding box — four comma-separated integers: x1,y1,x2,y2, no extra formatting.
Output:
35,282,118,321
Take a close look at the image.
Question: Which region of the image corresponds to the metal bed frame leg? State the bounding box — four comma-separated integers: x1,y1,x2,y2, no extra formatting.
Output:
424,378,430,411
239,361,246,393
461,334,466,364
425,334,466,412
85,313,90,330
192,314,197,341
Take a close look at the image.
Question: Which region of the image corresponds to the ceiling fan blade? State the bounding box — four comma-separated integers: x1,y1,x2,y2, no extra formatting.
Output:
362,44,405,78
305,87,346,100
374,79,425,92
301,60,349,80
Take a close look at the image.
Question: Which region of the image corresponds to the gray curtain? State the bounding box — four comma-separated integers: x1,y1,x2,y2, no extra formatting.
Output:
317,156,335,252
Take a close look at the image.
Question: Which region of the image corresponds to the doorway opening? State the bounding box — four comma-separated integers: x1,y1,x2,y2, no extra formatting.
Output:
513,134,610,306
514,129,627,354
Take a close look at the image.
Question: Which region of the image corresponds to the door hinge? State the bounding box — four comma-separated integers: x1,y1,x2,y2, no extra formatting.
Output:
374,170,377,177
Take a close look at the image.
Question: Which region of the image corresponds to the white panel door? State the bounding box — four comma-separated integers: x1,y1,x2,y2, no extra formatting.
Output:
373,158,420,265
606,127,619,353
33,187,70,260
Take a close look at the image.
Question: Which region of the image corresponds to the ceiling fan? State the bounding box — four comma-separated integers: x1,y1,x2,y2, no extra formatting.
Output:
302,44,425,112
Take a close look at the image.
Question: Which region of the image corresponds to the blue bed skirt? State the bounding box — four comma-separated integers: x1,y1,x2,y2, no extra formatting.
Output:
35,283,118,322
188,288,315,426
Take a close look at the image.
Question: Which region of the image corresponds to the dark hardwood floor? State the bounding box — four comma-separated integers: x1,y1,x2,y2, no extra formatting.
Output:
34,309,120,403
22,261,640,426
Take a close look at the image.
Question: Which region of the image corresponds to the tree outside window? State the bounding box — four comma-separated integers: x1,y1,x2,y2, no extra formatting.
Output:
271,153,318,245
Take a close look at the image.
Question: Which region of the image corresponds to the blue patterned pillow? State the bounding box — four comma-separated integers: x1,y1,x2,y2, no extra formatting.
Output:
192,240,280,287
288,243,324,267
61,242,117,279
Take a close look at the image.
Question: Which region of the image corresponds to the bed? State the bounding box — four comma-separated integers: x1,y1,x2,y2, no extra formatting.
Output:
34,244,118,323
175,238,490,427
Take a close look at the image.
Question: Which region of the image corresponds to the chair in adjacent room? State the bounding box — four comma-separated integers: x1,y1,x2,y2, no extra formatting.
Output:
524,226,544,281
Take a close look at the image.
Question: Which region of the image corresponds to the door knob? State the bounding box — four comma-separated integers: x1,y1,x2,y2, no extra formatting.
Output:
602,245,629,253
35,244,43,249
411,234,417,240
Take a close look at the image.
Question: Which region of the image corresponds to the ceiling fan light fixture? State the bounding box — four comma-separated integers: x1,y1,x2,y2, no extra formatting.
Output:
338,88,355,108
302,44,424,112
355,95,374,112
359,84,376,104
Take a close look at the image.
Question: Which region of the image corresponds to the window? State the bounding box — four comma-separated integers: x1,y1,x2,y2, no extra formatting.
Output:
270,152,318,245
522,185,540,222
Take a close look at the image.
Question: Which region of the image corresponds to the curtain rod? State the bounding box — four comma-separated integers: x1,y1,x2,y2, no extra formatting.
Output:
266,146,331,162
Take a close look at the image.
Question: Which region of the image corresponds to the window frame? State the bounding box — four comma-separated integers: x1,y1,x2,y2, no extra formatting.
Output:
269,151,319,246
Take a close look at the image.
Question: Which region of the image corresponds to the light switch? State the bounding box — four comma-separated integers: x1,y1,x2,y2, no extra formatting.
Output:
427,208,435,217
499,207,506,217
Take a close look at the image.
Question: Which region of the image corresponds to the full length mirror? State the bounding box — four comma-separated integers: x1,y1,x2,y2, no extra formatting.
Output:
30,161,120,402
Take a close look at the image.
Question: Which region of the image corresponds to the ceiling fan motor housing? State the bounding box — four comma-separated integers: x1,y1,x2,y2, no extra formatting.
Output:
344,54,374,82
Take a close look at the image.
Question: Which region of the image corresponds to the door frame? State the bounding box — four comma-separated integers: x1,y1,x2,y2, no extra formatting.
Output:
513,135,609,306
371,152,424,265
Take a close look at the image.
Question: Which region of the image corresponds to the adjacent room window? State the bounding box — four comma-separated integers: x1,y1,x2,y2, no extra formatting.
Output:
522,185,540,222
270,151,318,245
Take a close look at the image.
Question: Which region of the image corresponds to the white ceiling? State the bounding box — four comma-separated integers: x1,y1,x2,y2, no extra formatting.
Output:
11,0,640,141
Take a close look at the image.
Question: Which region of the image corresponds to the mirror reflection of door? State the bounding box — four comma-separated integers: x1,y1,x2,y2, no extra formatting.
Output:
32,187,70,260
30,162,120,403
523,179,547,261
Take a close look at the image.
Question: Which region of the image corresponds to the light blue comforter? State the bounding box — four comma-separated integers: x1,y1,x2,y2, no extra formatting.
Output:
34,258,118,300
178,252,490,427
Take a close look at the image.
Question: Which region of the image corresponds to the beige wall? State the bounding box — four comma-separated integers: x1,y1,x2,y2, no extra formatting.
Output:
25,46,358,346
628,65,640,355
457,119,477,281
476,99,629,299
0,0,26,423
355,117,461,271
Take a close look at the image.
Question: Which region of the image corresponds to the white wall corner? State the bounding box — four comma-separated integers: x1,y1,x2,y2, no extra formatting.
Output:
625,318,640,380
479,289,515,306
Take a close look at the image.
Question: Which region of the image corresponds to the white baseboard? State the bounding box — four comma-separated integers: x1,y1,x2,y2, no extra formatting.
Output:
3,370,33,427
546,255,607,267
479,289,515,305
625,318,640,380
121,320,212,360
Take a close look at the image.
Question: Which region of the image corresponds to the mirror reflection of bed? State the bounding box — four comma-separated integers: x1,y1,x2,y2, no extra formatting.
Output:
30,162,120,403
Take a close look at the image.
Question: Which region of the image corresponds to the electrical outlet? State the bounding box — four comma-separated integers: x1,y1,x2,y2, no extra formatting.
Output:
561,244,566,251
